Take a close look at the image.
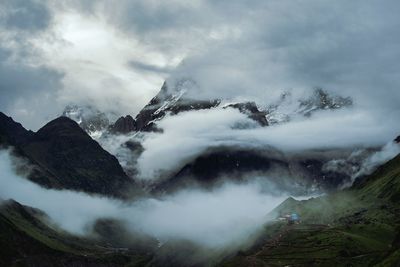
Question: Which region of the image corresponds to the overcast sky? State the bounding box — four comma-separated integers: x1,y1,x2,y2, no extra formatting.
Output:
0,0,399,130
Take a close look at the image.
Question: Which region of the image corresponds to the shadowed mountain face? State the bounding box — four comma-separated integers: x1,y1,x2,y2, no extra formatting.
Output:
109,115,137,134
0,112,139,198
225,102,268,126
0,199,154,267
0,112,34,146
0,144,398,267
152,148,351,195
120,81,222,133
58,84,357,197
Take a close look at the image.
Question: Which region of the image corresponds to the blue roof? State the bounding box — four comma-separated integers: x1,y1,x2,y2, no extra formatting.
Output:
290,213,300,220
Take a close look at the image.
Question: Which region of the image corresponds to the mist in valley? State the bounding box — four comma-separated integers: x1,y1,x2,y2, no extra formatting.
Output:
0,149,288,249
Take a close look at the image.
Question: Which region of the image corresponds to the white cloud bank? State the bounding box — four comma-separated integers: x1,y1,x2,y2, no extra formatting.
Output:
0,149,286,248
137,106,400,180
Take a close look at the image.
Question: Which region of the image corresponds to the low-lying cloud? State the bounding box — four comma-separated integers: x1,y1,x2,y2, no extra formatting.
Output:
0,149,286,248
354,140,400,179
137,106,399,180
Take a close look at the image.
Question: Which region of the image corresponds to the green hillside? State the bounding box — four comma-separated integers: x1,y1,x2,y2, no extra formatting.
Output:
0,200,153,267
1,155,399,267
221,155,400,267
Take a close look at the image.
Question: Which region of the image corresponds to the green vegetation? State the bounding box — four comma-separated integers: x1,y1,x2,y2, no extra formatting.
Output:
1,155,399,266
220,155,400,267
0,200,150,267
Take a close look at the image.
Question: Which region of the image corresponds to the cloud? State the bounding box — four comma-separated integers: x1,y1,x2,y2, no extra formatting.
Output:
0,0,52,32
129,60,174,75
136,106,400,180
127,182,286,247
0,1,176,129
165,0,400,109
1,0,400,131
0,46,64,130
137,108,256,179
0,149,286,247
0,1,64,130
354,140,400,179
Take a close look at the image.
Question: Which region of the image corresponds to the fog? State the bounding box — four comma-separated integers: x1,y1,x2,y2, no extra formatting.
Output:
0,149,286,248
137,106,399,180
354,140,400,179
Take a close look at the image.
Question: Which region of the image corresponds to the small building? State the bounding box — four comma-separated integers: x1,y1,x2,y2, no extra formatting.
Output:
288,213,300,224
278,213,301,224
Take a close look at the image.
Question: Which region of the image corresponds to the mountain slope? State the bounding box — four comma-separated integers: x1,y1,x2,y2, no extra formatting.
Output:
22,117,139,198
62,105,111,137
0,112,140,198
353,154,400,202
152,148,352,195
220,152,400,266
107,81,269,134
0,112,33,146
0,199,153,267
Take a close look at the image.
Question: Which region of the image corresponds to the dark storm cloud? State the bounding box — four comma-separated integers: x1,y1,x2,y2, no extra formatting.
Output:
0,0,52,32
161,0,400,109
107,0,260,34
0,0,64,129
1,0,400,130
0,49,62,106
253,1,400,106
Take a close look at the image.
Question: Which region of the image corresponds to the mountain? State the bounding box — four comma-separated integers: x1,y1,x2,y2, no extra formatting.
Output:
64,86,352,137
62,105,111,138
65,83,355,195
0,112,34,146
1,143,398,267
220,151,400,266
107,81,269,134
56,83,359,198
352,153,400,202
266,88,353,124
0,199,156,267
225,102,268,126
1,108,398,266
0,112,140,199
0,198,221,267
59,84,355,196
109,115,137,134
151,148,352,195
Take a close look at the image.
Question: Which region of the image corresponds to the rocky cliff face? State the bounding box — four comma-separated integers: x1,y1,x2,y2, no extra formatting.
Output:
151,148,351,195
266,88,353,124
62,105,110,137
0,112,140,199
0,112,34,146
109,115,137,134
225,102,268,126
107,81,269,134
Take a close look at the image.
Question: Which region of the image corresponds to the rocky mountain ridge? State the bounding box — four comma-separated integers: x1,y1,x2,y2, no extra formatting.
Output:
0,112,140,198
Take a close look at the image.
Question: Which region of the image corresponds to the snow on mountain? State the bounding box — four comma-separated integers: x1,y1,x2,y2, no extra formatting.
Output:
62,105,112,139
266,88,353,125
